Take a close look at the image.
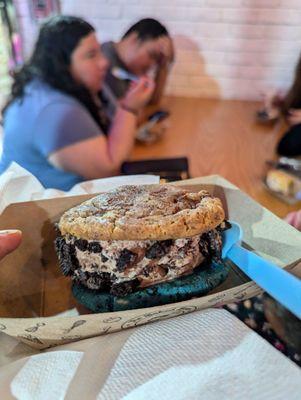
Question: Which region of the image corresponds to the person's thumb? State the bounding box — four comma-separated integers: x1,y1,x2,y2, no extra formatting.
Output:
0,230,22,260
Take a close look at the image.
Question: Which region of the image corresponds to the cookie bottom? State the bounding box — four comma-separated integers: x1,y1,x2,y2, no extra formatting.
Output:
72,260,230,313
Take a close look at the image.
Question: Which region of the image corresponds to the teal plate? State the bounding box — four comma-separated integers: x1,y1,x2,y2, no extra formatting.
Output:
72,261,231,313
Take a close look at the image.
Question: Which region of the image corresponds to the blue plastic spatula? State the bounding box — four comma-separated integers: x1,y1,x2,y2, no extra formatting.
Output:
222,221,301,319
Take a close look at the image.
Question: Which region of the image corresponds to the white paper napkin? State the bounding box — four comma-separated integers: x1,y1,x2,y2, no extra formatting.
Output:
0,162,160,213
123,334,301,400
98,309,301,400
5,308,301,399
11,351,83,400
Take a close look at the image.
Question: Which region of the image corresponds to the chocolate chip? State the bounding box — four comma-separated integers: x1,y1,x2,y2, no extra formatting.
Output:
87,242,102,253
75,239,88,251
101,254,108,262
75,238,103,253
145,240,172,259
146,243,161,259
110,278,140,296
116,249,136,272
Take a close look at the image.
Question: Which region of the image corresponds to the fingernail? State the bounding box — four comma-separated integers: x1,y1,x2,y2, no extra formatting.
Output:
0,229,22,235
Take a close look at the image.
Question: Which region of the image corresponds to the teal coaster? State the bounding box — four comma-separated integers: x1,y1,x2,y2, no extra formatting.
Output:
72,261,230,313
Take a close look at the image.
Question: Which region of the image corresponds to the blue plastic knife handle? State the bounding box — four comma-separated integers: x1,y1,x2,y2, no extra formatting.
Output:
228,243,301,319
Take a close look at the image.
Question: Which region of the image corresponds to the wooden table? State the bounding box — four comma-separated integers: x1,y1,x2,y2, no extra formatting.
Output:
132,97,300,218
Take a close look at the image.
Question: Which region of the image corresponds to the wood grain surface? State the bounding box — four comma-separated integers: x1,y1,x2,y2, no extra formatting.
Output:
132,97,300,218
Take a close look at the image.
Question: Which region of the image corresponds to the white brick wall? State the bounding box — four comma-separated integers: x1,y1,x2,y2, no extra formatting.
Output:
14,0,301,100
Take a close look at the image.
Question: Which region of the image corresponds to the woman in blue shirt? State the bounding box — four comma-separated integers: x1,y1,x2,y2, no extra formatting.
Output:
0,16,154,190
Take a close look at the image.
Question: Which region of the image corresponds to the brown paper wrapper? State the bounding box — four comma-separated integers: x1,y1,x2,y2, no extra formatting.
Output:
0,175,300,349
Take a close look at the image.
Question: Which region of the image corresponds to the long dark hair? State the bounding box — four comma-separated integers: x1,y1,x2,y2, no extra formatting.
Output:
282,54,301,114
2,15,106,130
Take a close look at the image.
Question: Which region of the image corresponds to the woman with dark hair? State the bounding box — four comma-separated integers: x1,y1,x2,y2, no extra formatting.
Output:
262,54,301,157
0,15,154,190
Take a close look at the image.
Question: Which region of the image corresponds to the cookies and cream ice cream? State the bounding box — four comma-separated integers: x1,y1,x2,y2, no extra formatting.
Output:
55,185,227,296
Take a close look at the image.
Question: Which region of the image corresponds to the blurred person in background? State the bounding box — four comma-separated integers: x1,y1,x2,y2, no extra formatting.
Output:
260,53,301,157
260,53,301,246
102,17,174,116
0,16,154,190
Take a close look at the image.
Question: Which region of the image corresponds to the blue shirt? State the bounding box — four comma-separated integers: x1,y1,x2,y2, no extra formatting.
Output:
0,79,102,190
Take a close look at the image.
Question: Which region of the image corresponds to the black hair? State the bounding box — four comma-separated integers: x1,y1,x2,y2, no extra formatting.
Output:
122,18,168,41
2,15,107,131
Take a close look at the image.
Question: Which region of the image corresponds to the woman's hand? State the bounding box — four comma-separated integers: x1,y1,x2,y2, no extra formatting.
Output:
288,108,301,126
0,230,22,260
121,76,155,114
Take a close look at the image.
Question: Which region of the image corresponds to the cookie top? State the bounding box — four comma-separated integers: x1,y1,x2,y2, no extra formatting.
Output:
58,184,225,240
